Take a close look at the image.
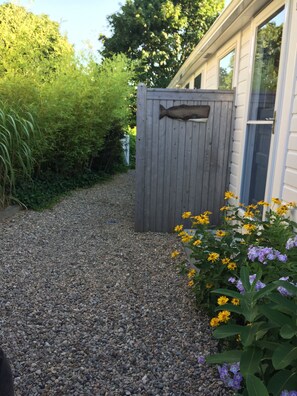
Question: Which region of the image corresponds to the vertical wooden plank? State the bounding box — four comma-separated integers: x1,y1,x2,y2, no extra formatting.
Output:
155,100,167,232
200,100,215,214
214,100,230,221
149,98,161,231
181,101,194,228
135,84,147,231
168,101,181,232
162,99,175,232
144,98,154,231
208,100,222,223
173,115,186,230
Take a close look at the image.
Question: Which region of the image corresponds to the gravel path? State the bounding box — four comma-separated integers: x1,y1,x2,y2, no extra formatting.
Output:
0,171,231,396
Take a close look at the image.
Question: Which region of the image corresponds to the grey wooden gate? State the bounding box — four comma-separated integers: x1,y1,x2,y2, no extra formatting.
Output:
135,84,234,232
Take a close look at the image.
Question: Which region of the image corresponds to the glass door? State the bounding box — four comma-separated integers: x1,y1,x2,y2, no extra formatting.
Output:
241,8,285,205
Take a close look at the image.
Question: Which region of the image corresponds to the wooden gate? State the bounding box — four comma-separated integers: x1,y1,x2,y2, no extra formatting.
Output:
135,84,235,232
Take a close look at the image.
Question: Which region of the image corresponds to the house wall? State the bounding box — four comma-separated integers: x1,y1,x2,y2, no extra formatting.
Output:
181,0,297,209
283,72,297,203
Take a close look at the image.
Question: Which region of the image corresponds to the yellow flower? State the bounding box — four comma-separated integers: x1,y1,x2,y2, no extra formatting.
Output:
276,205,289,216
257,200,270,206
216,230,226,237
272,197,281,205
207,252,220,262
224,191,238,200
244,210,255,218
188,280,194,287
221,258,231,265
203,211,212,216
243,224,257,233
181,234,193,243
182,211,192,219
187,269,196,279
192,214,210,225
217,310,231,323
206,283,213,289
171,250,180,258
210,317,220,327
193,239,202,246
174,224,183,232
220,206,231,212
217,296,229,306
224,216,234,222
178,231,186,237
231,298,240,306
288,201,297,208
227,262,237,270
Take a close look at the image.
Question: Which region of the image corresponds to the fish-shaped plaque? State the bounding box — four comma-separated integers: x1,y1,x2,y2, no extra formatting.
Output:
159,104,210,121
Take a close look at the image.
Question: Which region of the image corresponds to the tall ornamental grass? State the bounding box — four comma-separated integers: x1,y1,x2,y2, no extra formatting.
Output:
0,105,38,207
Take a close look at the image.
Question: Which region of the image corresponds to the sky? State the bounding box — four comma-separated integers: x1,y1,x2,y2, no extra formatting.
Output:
0,0,123,55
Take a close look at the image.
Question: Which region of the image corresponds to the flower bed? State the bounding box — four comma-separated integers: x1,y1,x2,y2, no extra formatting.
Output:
172,193,297,395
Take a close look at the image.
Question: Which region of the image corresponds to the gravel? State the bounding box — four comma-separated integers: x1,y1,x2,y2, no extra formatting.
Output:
0,170,232,395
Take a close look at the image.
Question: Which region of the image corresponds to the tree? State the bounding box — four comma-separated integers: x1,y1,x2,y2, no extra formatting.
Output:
99,0,224,87
0,3,74,82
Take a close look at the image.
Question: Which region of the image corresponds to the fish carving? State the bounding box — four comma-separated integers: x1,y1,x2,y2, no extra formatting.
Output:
159,104,210,120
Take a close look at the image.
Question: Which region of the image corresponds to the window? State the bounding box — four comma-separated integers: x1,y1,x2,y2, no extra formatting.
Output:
218,50,235,90
185,83,190,89
194,74,201,89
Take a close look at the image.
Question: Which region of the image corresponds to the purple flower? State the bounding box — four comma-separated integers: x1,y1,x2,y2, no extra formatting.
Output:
277,277,297,297
229,362,240,374
277,253,288,262
217,363,242,391
197,356,206,364
218,364,229,380
230,274,266,294
286,235,297,250
281,391,297,396
248,246,258,261
255,280,266,291
247,245,287,264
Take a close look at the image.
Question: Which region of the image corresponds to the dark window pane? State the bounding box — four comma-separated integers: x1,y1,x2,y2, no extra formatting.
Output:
194,74,201,89
249,9,284,120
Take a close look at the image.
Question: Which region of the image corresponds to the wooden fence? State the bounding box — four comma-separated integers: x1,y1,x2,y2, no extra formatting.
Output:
135,84,235,232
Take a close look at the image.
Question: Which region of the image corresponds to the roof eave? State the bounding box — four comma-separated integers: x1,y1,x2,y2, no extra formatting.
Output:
168,0,273,88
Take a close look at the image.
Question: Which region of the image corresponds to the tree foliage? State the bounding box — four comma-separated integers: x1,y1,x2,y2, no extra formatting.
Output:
0,3,74,81
99,0,224,87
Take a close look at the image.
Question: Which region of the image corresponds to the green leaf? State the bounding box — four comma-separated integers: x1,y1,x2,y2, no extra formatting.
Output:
246,374,269,396
272,343,297,369
259,306,292,327
214,303,242,315
213,324,243,339
206,350,242,364
254,283,278,301
268,370,297,395
240,347,262,376
240,266,251,292
211,288,242,299
268,293,297,315
280,324,297,339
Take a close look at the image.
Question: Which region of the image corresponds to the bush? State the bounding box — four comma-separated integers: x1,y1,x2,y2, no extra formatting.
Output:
173,195,297,395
